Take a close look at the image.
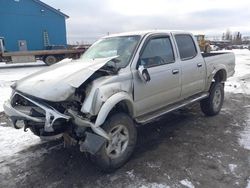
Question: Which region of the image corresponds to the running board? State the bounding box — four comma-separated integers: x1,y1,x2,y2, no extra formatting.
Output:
135,93,209,124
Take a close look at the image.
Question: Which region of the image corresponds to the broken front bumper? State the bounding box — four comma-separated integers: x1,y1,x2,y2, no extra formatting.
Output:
4,92,110,140
3,92,70,132
3,92,110,154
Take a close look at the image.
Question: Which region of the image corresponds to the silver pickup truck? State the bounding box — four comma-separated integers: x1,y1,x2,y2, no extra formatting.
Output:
3,30,235,171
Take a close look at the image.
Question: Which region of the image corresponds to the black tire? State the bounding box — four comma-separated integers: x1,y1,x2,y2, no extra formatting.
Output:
90,113,137,172
44,55,57,66
200,82,224,116
29,125,41,136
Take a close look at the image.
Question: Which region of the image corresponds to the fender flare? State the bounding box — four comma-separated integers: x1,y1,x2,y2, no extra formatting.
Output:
211,67,227,80
206,67,227,91
94,92,134,127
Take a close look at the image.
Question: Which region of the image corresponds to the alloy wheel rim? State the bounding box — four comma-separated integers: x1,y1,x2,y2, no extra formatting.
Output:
105,124,129,159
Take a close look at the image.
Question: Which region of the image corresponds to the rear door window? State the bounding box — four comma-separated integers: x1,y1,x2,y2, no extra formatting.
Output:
175,35,197,60
140,37,175,68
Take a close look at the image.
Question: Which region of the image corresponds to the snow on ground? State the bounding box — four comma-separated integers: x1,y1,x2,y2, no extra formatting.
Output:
220,49,250,153
0,61,44,68
0,126,41,160
247,180,250,188
225,49,250,95
238,113,250,150
0,61,47,173
0,61,45,112
105,169,170,188
180,179,195,188
228,164,237,174
139,183,169,188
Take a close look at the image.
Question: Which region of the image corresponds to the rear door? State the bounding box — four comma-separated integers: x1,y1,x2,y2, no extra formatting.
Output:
133,34,181,116
174,34,206,98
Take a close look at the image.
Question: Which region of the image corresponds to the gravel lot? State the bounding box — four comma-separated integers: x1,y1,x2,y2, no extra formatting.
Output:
0,50,249,188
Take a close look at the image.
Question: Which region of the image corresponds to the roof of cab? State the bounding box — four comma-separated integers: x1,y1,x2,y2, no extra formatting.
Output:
104,30,192,38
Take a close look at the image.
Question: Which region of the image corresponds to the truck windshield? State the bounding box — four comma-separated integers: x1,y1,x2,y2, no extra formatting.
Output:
80,35,141,68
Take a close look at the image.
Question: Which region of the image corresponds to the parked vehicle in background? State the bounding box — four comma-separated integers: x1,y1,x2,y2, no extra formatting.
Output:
242,45,249,49
210,44,220,51
226,45,233,50
3,30,235,171
0,38,87,65
225,45,250,50
194,34,211,53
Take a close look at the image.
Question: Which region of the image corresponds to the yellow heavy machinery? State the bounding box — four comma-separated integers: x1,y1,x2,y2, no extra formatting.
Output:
194,34,211,53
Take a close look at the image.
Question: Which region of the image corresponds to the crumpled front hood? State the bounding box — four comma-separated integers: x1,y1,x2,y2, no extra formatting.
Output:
15,57,116,101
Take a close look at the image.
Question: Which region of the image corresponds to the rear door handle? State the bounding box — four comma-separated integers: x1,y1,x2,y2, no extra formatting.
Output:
197,63,203,67
172,69,179,74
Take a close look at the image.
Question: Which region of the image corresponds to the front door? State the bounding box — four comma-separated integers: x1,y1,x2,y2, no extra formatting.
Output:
133,35,181,117
18,40,27,51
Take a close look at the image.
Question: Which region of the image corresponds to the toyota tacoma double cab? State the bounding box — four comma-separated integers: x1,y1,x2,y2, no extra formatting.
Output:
3,30,235,171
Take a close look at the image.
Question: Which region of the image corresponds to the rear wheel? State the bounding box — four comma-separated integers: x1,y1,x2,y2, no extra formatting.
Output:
44,55,57,65
200,82,224,116
90,113,137,172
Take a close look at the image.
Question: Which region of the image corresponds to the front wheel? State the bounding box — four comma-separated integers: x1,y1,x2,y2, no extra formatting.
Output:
200,82,224,116
90,113,137,172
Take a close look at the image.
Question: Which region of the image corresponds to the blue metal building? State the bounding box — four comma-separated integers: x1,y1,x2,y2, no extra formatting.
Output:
0,0,69,52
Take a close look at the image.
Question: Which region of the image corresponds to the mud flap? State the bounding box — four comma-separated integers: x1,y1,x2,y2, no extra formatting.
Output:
79,132,106,155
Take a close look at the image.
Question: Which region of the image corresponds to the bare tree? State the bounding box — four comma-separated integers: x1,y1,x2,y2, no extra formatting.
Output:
222,33,225,40
234,32,242,45
225,29,232,41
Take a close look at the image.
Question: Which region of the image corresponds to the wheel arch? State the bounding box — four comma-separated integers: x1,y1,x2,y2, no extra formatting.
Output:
94,92,135,127
214,69,227,83
206,68,227,91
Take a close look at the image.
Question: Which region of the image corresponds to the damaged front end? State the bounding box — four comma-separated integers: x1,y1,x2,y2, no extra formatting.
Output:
3,33,139,160
4,92,70,133
3,57,122,155
3,90,109,154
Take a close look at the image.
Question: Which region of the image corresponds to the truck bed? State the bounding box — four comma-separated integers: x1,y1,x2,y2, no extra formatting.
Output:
202,52,235,79
201,52,230,57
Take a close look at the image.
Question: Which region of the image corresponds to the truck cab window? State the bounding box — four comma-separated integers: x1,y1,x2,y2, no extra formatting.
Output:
140,37,175,68
175,35,197,60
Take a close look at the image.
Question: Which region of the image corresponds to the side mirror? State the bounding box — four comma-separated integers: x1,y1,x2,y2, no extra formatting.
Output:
138,65,151,83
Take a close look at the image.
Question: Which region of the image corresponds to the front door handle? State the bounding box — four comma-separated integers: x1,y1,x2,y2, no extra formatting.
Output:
197,63,203,67
172,69,179,74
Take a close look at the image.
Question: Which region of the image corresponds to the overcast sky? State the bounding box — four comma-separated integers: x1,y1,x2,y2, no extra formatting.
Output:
43,0,250,44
